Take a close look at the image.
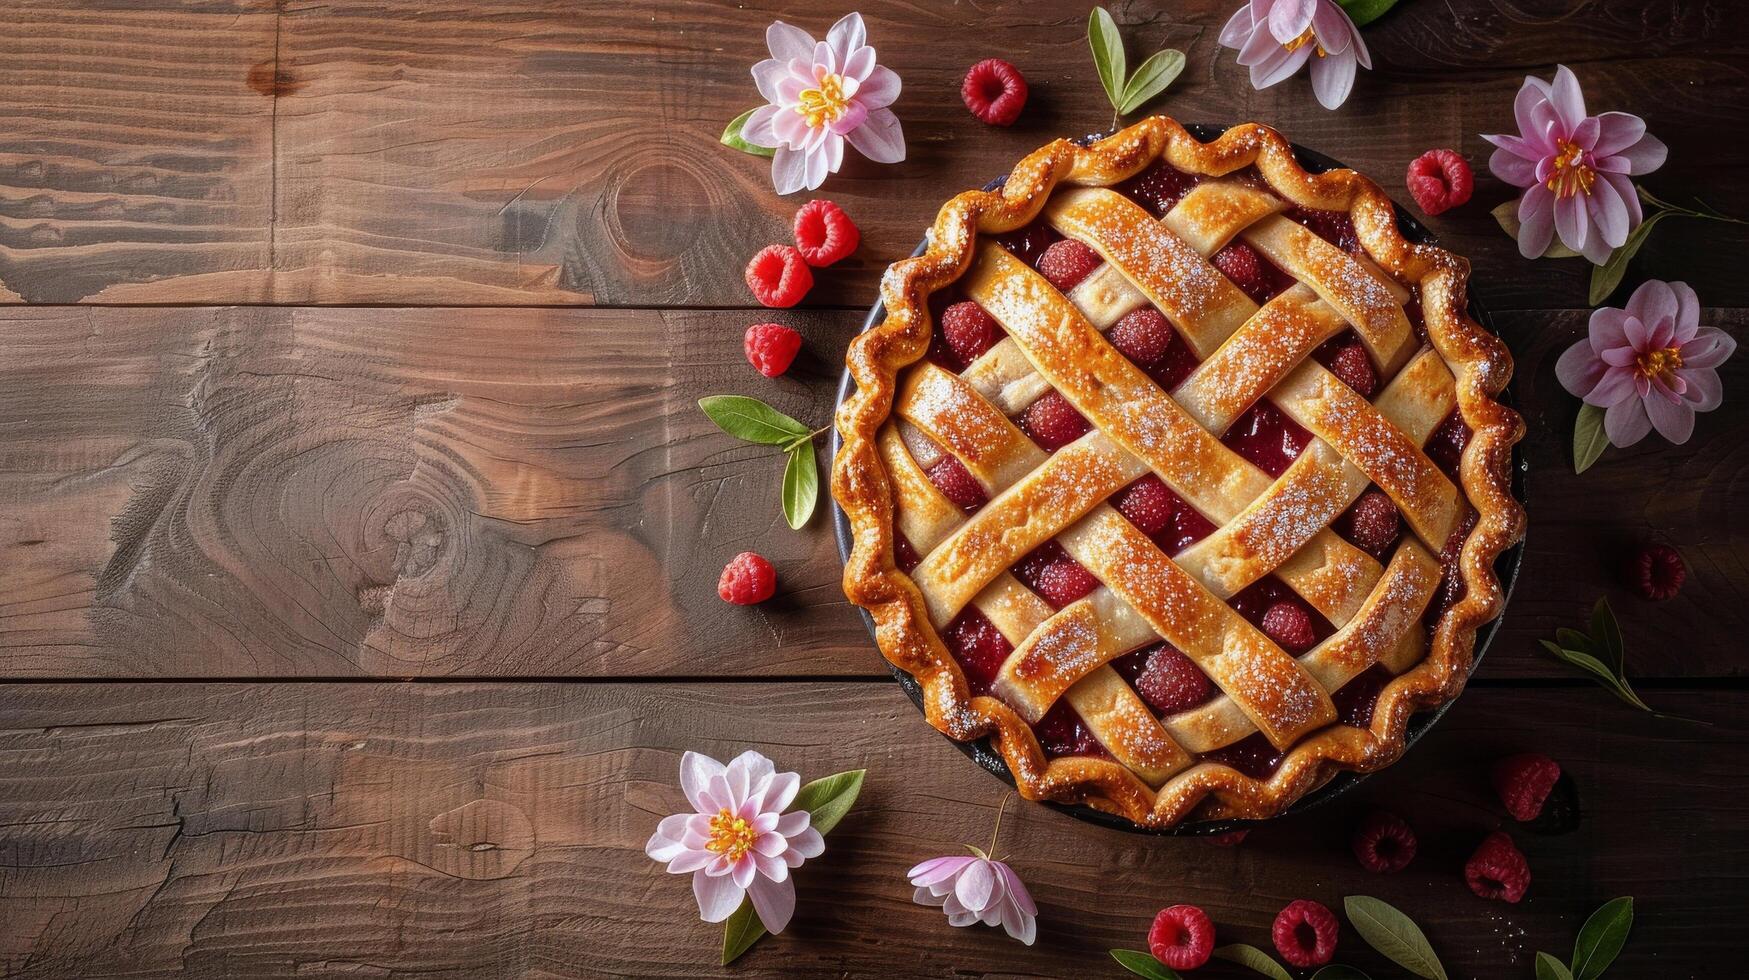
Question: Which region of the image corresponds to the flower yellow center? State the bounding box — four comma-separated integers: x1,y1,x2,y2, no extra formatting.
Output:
706,809,757,861
795,73,851,129
1545,140,1597,199
1635,346,1683,385
1283,27,1326,57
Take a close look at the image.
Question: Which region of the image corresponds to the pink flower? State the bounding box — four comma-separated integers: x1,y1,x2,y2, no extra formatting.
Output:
1556,280,1734,446
907,853,1038,945
1483,66,1667,263
739,13,904,195
644,750,825,934
1218,0,1371,111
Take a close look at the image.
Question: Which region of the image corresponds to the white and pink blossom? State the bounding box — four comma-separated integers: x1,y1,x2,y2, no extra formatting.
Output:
907,852,1038,945
1218,0,1371,110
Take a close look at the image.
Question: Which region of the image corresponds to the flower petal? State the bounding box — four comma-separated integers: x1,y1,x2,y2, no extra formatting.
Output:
829,99,869,135
1488,145,1538,188
1604,397,1653,447
826,11,866,69
787,826,825,860
1586,172,1630,248
1548,64,1588,132
1584,366,1638,407
1218,3,1258,47
1645,393,1696,444
751,846,789,881
1250,41,1313,89
1309,49,1357,110
857,65,901,109
680,752,725,813
908,855,975,887
847,106,905,164
757,771,800,814
765,20,815,63
1513,77,1554,148
912,885,948,908
1554,192,1589,255
996,862,1038,917
953,858,996,914
771,145,809,196
667,849,713,874
1515,184,1556,259
775,809,812,837
646,813,693,862
1668,281,1702,342
730,855,757,889
740,104,784,149
1610,132,1668,175
747,875,797,935
1555,340,1607,398
694,871,746,923
1591,111,1647,157
751,59,789,105
752,830,788,858
1625,280,1677,336
1600,172,1642,228
1677,368,1724,411
803,141,832,189
1268,0,1316,42
1310,2,1352,56
1680,326,1737,370
1589,305,1630,353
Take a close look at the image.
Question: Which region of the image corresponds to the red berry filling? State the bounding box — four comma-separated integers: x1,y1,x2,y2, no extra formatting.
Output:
1492,753,1562,822
1033,700,1108,758
939,300,1004,369
1212,241,1284,305
894,533,922,573
942,609,1012,696
1260,602,1317,652
743,244,814,307
1331,664,1392,728
926,455,988,513
1272,899,1339,968
1203,829,1249,847
1288,205,1362,253
1406,148,1475,217
1629,543,1686,600
1222,401,1312,477
1107,307,1176,370
1019,390,1091,450
1230,578,1333,649
791,199,860,266
1351,809,1418,873
1203,732,1284,779
743,322,803,378
1465,831,1531,903
1147,904,1215,971
1425,508,1478,627
1014,540,1099,609
1112,473,1177,537
1314,334,1378,398
961,58,1028,127
1036,239,1102,292
1424,410,1470,478
1339,488,1402,557
1131,644,1215,716
1121,163,1200,216
997,222,1062,267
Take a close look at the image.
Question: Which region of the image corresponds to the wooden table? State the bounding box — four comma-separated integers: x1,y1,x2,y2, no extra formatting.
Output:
0,2,1743,977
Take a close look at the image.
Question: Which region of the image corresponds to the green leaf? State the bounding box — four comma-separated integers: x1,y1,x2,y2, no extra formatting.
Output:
698,395,809,446
1088,7,1127,112
1589,598,1626,675
1337,0,1403,28
1492,200,1581,259
782,440,818,529
720,107,775,157
1555,628,1598,656
1573,402,1608,474
1313,968,1374,980
1116,49,1185,114
1536,952,1576,980
721,903,764,966
1589,210,1667,304
1212,943,1293,980
1110,949,1182,980
1636,184,1678,213
1344,896,1449,980
1571,897,1634,980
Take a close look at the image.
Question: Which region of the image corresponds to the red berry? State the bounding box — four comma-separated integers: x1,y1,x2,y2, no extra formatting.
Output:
1492,753,1563,822
1328,342,1378,398
1134,645,1214,715
1212,241,1274,304
961,58,1028,126
1036,239,1102,292
1261,602,1316,652
1113,474,1178,538
997,222,1062,267
1406,148,1475,217
940,301,1003,368
1630,543,1686,601
744,244,813,307
1465,831,1531,903
1290,206,1362,253
1272,899,1339,968
743,322,802,377
1425,412,1470,477
943,610,1012,695
1020,390,1090,450
894,533,922,573
1015,541,1098,609
1148,904,1215,971
718,552,776,605
1122,163,1199,216
1344,489,1401,556
1203,829,1249,847
1107,307,1175,368
791,199,860,267
926,455,987,512
1351,809,1418,873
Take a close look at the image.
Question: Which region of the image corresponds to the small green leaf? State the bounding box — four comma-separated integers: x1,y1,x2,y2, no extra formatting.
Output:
1589,598,1625,674
1492,200,1581,259
720,107,775,157
721,902,764,965
1088,7,1127,112
698,395,809,445
1571,897,1633,980
782,440,818,529
1212,943,1293,980
1337,0,1403,28
1117,49,1185,114
1313,968,1373,980
1555,628,1598,656
1110,949,1182,980
1573,402,1608,474
1589,210,1667,305
1344,896,1449,980
1536,952,1576,980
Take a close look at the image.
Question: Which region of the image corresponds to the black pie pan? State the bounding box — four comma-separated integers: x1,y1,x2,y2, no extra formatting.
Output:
829,123,1527,835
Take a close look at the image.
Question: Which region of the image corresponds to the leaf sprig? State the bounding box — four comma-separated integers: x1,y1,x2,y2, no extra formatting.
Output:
698,395,825,529
1537,599,1704,722
1344,896,1448,980
1533,897,1634,980
1087,8,1185,128
1212,943,1292,980
1590,189,1747,304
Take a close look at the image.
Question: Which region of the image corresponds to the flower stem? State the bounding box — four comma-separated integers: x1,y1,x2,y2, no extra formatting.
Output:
986,791,1014,861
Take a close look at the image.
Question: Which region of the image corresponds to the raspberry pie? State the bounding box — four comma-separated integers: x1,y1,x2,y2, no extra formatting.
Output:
833,118,1525,829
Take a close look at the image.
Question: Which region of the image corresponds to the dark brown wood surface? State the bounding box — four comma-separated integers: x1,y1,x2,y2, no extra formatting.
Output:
0,0,1745,977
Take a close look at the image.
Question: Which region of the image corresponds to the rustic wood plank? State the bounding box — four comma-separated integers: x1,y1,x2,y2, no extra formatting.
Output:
0,0,1743,306
0,681,1740,977
0,306,1743,679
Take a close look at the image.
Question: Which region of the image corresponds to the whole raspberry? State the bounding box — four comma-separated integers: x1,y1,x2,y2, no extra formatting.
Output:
1344,489,1401,556
1272,899,1339,968
1122,163,1199,216
1212,241,1274,304
1629,543,1686,600
1261,602,1316,652
1492,753,1562,822
791,199,860,267
940,301,1002,368
717,552,776,605
744,244,813,307
1036,239,1102,292
1107,307,1175,368
926,456,987,512
1465,831,1531,903
1020,390,1090,450
961,58,1028,126
1406,148,1475,216
1134,645,1214,715
1147,904,1215,971
1351,809,1417,873
1113,474,1177,537
743,323,802,377
1203,829,1249,847
1328,342,1378,398
1016,541,1098,608
1290,206,1362,253
943,610,1012,695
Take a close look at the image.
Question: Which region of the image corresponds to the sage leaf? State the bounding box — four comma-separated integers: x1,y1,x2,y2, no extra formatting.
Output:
1344,895,1449,980
1088,7,1127,112
782,440,818,529
1573,402,1608,474
1589,598,1625,675
1313,968,1373,980
721,903,764,966
698,395,809,445
1589,210,1667,304
720,107,775,157
1536,952,1576,980
1571,897,1633,980
1111,949,1182,980
1492,200,1581,259
1117,49,1186,114
1337,0,1402,27
1213,943,1293,980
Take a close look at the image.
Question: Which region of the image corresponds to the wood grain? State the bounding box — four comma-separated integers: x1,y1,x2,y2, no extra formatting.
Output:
0,681,1740,978
0,0,1743,307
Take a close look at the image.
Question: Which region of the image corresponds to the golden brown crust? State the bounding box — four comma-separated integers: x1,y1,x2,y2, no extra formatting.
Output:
830,116,1525,830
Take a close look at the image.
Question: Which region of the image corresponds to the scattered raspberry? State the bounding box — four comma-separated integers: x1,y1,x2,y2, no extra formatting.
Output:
791,199,860,267
1134,645,1214,716
943,610,1011,695
1016,541,1099,608
717,552,776,605
743,323,802,377
1493,753,1562,822
926,456,987,512
1290,206,1362,253
1203,829,1249,847
1036,239,1102,292
940,301,1002,368
1148,904,1215,971
1261,602,1316,652
1272,899,1339,968
1425,413,1470,477
1107,307,1175,369
1629,543,1686,601
1351,810,1417,873
1020,390,1090,450
744,244,813,307
997,222,1062,267
1212,241,1273,304
1465,831,1531,903
1328,342,1378,398
1344,489,1401,556
1113,474,1177,538
1406,148,1475,216
1122,163,1199,216
961,58,1028,126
